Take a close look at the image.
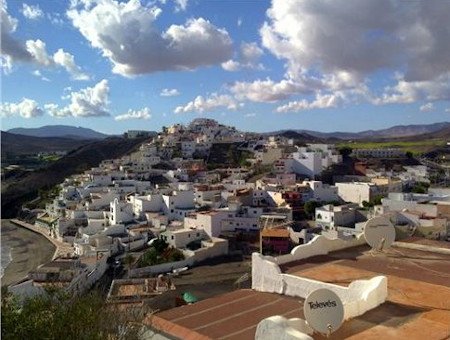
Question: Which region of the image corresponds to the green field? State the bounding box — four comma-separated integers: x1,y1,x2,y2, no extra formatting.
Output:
338,139,445,155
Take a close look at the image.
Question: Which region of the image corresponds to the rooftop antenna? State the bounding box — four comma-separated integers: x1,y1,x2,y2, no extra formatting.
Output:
364,217,396,253
303,288,344,337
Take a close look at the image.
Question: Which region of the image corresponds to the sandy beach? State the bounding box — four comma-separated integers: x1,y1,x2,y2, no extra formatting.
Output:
1,219,56,287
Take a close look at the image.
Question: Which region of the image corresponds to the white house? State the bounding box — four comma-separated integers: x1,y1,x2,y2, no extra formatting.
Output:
336,182,379,206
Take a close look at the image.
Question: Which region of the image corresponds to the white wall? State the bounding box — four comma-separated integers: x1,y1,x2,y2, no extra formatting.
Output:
252,238,387,319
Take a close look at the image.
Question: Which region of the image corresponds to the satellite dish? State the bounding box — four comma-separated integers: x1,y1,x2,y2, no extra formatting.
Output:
303,288,344,336
364,216,396,250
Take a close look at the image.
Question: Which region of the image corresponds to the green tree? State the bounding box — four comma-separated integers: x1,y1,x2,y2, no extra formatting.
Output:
304,201,321,219
338,146,353,157
152,238,169,254
1,289,140,340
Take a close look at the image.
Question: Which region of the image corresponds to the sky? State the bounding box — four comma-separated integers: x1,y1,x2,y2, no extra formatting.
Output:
1,0,449,134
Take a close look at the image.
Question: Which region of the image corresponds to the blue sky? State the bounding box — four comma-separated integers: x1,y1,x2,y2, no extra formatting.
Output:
1,0,449,134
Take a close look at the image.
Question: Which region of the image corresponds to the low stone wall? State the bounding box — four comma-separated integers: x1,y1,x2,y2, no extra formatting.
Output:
129,257,194,278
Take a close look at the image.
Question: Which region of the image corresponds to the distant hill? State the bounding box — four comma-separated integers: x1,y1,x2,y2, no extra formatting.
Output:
278,130,322,142
270,122,450,140
1,136,147,218
1,131,91,157
8,125,109,139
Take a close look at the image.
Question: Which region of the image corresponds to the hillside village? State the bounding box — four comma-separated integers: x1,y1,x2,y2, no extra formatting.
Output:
7,118,450,337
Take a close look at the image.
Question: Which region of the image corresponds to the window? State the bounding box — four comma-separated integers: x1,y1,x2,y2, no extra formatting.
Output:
171,209,174,213
188,234,190,238
196,233,200,237
171,235,174,240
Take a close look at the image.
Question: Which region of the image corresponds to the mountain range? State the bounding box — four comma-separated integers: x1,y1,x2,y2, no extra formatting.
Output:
270,122,450,140
6,121,450,142
7,125,109,139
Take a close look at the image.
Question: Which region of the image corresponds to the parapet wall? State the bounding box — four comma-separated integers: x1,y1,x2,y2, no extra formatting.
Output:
275,234,366,265
252,234,387,319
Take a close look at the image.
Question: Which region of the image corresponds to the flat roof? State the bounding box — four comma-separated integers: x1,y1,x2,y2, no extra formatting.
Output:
145,244,450,339
261,228,290,238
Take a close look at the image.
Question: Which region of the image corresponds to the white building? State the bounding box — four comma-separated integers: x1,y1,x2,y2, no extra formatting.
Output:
336,182,379,206
302,180,339,202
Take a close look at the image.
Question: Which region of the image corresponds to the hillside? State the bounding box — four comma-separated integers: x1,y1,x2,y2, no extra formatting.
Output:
277,130,323,143
1,131,92,157
337,125,450,156
1,136,147,218
269,122,450,140
8,125,109,139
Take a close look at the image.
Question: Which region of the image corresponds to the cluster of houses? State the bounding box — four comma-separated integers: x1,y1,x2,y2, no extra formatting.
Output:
9,119,450,301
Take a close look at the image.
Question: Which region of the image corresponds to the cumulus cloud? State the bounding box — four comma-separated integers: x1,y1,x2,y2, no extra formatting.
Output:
22,3,43,20
174,94,240,113
160,88,180,97
276,93,345,113
230,77,320,103
1,2,33,71
253,0,450,108
1,98,44,118
67,0,232,77
115,107,151,121
1,5,88,79
262,0,450,81
372,74,450,105
420,103,434,112
222,42,264,72
53,49,90,80
26,39,52,66
46,79,110,117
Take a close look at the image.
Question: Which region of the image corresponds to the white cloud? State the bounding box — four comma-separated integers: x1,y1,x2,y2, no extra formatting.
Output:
174,94,239,113
115,107,151,121
53,49,89,80
23,40,89,80
46,79,110,117
256,0,450,108
244,113,256,118
222,42,264,72
174,0,188,12
67,0,232,76
1,98,44,118
237,17,242,27
22,3,43,20
160,88,180,97
32,69,50,81
445,108,450,113
1,2,33,71
420,102,434,112
0,5,88,79
26,39,52,66
230,78,318,103
373,74,450,105
276,93,345,113
262,0,450,81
